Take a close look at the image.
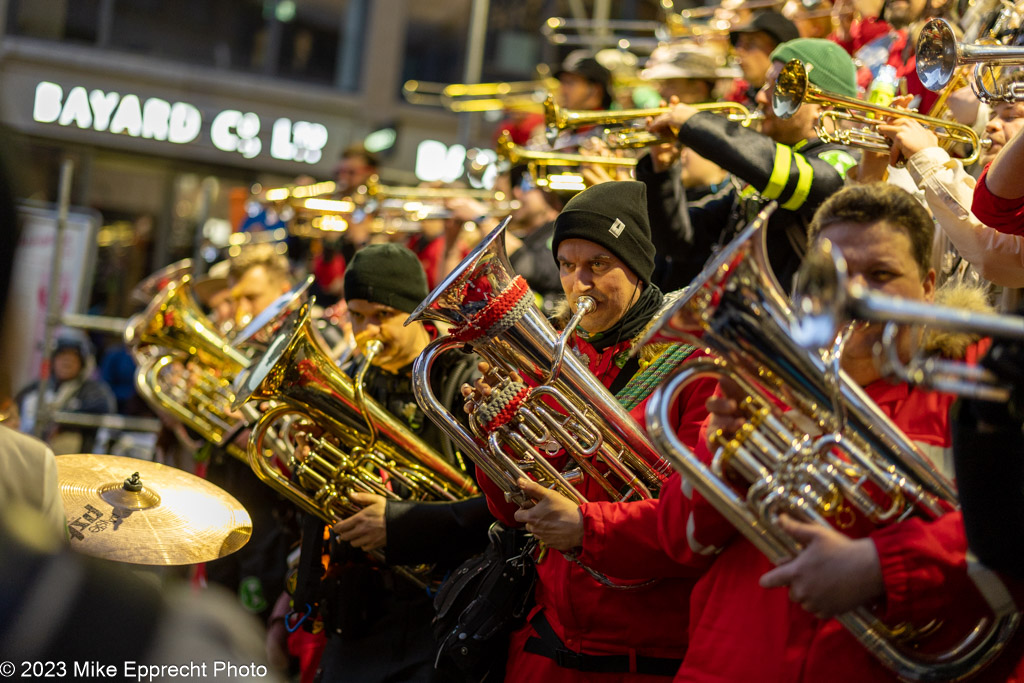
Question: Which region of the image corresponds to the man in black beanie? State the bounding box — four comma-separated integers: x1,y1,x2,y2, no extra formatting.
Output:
462,180,718,682
294,243,492,683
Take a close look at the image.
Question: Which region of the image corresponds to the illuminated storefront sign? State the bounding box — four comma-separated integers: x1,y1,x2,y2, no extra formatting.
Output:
32,81,328,164
415,140,496,187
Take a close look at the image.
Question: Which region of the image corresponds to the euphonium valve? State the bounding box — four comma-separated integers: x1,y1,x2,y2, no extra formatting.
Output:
408,218,669,508
642,204,1019,681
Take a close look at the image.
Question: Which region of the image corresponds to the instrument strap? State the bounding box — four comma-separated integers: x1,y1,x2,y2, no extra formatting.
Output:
607,353,642,396
291,513,328,616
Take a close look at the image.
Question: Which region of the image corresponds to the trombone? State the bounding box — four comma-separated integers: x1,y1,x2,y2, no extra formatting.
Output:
773,59,990,164
543,94,756,145
402,79,556,112
916,18,1024,103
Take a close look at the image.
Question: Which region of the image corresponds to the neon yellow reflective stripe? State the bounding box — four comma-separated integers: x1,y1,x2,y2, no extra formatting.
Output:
781,153,814,210
762,143,792,200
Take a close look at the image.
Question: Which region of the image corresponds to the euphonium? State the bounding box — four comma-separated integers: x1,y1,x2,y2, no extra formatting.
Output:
125,274,250,457
233,303,478,566
643,203,1019,681
408,218,669,508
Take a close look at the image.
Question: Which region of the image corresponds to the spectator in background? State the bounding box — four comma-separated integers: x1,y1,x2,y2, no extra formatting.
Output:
16,332,116,454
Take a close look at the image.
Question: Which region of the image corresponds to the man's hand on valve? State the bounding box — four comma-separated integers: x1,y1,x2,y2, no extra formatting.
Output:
513,477,584,552
460,361,522,414
332,492,388,552
758,514,884,619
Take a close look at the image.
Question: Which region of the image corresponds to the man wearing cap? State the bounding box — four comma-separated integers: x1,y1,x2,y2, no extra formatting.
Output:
298,243,491,683
649,37,859,289
638,44,739,290
465,181,716,682
532,50,615,148
726,10,801,107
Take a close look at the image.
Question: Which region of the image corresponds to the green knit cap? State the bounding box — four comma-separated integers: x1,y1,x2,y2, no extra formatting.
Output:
770,38,858,99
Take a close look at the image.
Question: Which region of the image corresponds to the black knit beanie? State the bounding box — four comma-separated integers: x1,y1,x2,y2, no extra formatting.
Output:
343,243,429,314
551,181,656,285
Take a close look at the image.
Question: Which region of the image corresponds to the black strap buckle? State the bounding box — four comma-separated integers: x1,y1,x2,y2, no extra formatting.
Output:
554,647,586,670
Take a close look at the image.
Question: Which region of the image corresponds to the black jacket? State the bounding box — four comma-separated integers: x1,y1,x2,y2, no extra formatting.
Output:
659,112,858,290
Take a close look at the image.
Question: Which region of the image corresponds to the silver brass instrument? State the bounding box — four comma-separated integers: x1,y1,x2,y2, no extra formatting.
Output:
408,218,669,508
917,18,1024,102
773,59,990,164
792,240,1024,402
643,203,1019,681
233,304,478,582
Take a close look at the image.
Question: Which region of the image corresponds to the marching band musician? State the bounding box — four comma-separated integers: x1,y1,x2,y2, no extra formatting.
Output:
972,103,1024,235
658,182,1024,682
724,10,801,108
205,245,299,623
463,180,717,682
635,45,738,291
293,243,492,683
877,114,1024,287
647,37,859,290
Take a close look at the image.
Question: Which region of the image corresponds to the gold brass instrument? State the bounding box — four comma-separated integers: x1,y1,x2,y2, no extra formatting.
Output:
792,240,1024,402
407,218,670,508
773,59,990,164
643,203,1020,681
543,94,755,145
402,78,557,112
233,303,478,583
917,18,1024,102
495,130,638,190
125,274,250,458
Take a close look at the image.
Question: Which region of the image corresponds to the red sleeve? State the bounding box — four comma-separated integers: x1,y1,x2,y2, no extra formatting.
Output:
870,511,978,624
973,165,1024,236
577,498,706,579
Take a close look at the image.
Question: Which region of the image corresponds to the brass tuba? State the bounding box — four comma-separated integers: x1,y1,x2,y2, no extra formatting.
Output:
232,303,478,582
407,218,669,508
642,204,1019,681
125,274,251,459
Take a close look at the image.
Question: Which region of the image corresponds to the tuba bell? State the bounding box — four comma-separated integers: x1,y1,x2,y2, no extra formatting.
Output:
642,204,1019,681
125,274,251,458
232,303,478,582
407,218,669,508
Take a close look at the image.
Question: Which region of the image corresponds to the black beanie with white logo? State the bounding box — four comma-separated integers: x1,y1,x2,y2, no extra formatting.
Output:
551,181,656,285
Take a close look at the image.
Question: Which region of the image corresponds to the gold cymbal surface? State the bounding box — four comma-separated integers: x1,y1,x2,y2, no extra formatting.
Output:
57,453,252,566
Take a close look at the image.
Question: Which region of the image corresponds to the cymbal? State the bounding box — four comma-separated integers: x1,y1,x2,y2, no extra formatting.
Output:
56,453,252,566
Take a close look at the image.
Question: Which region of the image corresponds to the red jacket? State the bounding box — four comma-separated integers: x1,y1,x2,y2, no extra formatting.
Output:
476,332,716,682
659,342,1024,682
973,165,1024,236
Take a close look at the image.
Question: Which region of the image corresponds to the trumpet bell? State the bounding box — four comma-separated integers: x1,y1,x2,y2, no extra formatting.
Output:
771,59,808,119
917,18,960,91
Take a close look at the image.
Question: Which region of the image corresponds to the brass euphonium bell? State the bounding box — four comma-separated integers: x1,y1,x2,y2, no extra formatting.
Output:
125,274,250,456
233,303,478,583
642,203,1019,681
407,218,669,508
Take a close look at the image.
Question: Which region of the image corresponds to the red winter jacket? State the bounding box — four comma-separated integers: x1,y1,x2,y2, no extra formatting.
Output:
475,331,716,683
658,341,1024,682
973,165,1024,236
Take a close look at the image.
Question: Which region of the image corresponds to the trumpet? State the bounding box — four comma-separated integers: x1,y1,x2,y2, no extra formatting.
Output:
917,18,1024,102
792,239,1024,402
543,95,756,145
773,59,990,164
495,130,638,189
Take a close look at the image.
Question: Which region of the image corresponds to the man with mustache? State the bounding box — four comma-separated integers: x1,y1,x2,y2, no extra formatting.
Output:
463,180,717,682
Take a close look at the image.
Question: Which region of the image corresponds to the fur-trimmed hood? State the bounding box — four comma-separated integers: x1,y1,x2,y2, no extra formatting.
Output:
923,277,994,360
